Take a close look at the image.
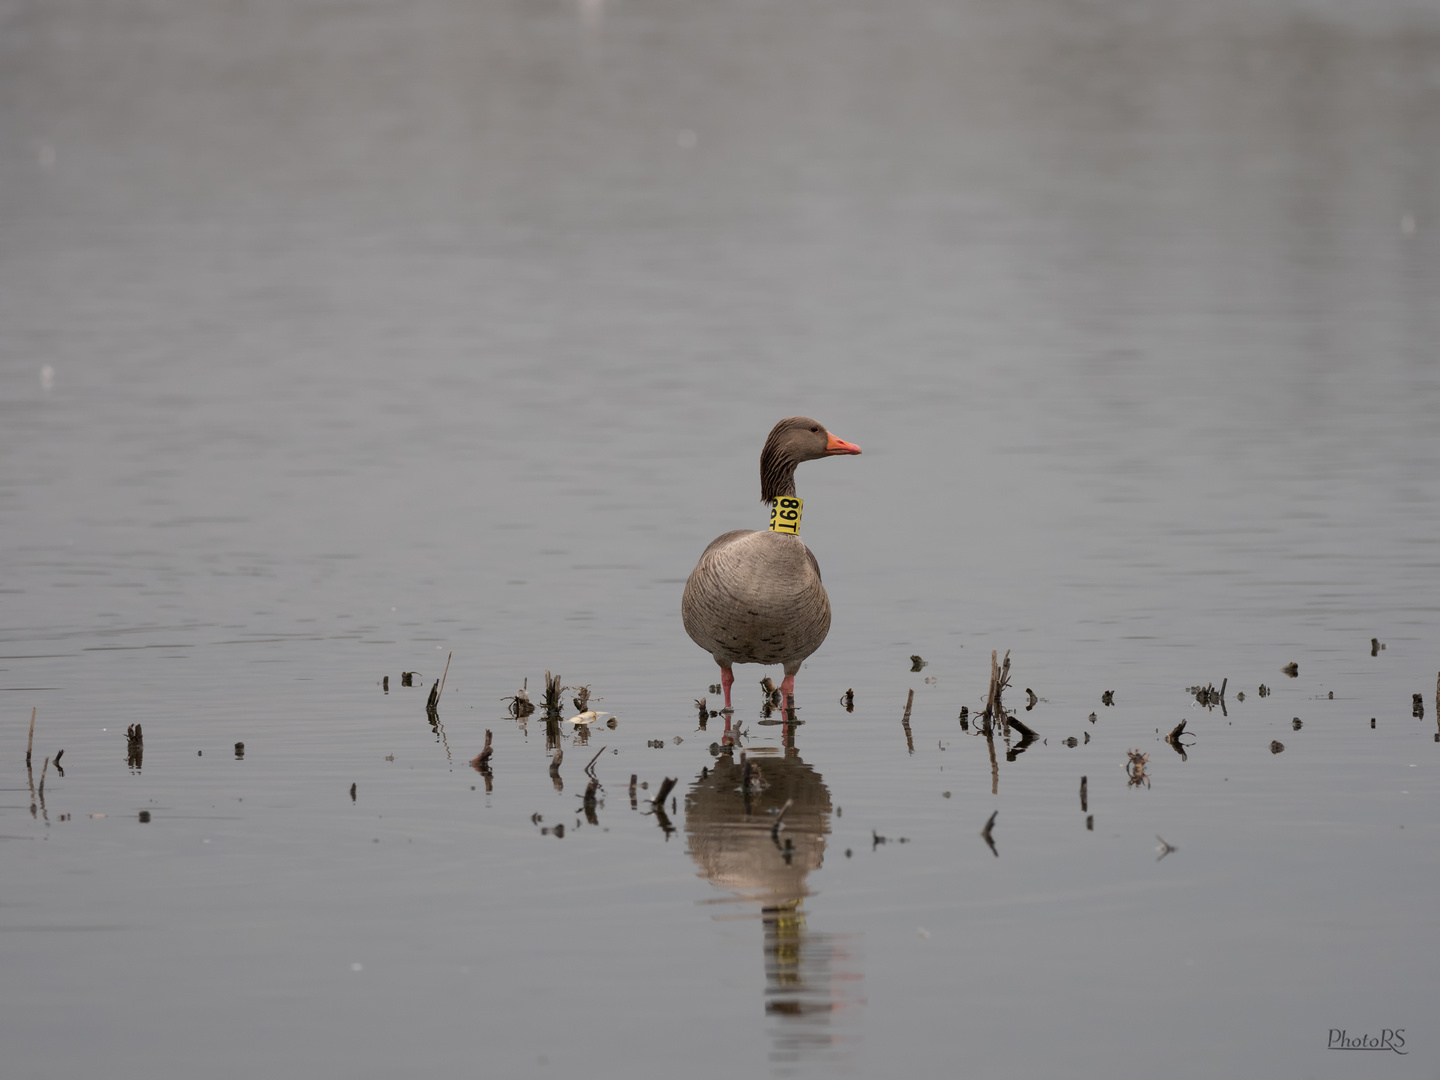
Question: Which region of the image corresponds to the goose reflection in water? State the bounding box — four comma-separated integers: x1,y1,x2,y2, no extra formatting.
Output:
685,750,862,1063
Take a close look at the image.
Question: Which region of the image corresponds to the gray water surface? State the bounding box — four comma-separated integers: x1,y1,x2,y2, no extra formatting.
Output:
2,1,1439,1077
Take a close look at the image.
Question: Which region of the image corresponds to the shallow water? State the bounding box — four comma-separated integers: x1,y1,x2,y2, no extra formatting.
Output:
2,0,1439,1076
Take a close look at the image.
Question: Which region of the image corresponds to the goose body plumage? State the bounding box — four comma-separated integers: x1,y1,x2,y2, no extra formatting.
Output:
681,417,861,710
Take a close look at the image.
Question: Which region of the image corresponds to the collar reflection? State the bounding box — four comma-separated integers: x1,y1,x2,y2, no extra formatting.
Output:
685,748,863,1065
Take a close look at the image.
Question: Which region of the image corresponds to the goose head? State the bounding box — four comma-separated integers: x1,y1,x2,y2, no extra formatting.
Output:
759,416,862,504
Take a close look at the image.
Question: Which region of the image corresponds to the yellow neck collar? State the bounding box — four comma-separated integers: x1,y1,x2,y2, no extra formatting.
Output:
768,497,802,534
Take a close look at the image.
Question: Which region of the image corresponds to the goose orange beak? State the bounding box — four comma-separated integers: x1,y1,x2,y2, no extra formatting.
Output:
824,432,862,455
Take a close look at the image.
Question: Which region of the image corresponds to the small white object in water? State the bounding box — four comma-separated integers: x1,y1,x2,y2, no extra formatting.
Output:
568,711,610,726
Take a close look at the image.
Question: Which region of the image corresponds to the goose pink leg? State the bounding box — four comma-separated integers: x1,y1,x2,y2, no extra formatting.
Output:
720,665,735,710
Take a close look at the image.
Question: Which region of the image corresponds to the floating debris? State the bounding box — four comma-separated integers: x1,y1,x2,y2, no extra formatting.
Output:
840,688,854,712
571,685,592,712
1413,694,1425,719
349,782,357,801
1062,737,1078,748
979,811,998,857
1258,684,1270,697
234,742,245,759
1079,776,1088,813
1166,719,1192,761
138,810,151,823
1188,681,1226,709
1101,690,1115,706
648,739,665,749
910,655,928,672
568,711,608,726
709,683,721,694
1025,688,1038,711
1126,749,1151,789
1371,638,1384,656
1155,835,1176,861
1088,711,1097,723
382,675,389,693
900,689,915,756
125,724,144,770
1281,662,1299,678
401,671,417,687
470,729,494,768
504,678,535,718
1270,740,1285,754
26,707,37,768
1293,717,1303,730
925,677,937,685
759,676,781,706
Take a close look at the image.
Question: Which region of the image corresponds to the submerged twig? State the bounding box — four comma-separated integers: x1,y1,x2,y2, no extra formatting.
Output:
26,707,36,769
650,776,677,807
980,810,998,857
901,688,915,755
1007,715,1038,742
585,745,606,775
770,797,793,839
436,652,452,704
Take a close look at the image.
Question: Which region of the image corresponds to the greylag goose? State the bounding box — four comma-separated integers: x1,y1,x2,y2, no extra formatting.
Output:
682,416,861,712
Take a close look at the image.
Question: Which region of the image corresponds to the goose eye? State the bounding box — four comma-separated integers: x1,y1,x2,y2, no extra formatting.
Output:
810,426,819,432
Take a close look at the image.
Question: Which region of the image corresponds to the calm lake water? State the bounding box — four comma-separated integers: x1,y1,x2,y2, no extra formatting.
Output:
2,0,1439,1076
